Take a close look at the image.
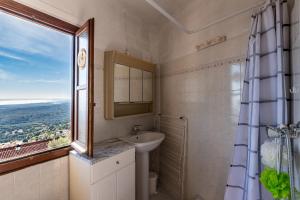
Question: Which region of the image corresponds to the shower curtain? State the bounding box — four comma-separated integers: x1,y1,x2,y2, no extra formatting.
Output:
224,0,290,199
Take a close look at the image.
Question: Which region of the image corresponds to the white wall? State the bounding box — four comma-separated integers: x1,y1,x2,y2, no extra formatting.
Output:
0,1,159,199
0,157,68,200
157,0,260,199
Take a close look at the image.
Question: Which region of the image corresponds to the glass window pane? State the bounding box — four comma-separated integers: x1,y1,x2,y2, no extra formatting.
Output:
78,31,88,86
77,90,87,145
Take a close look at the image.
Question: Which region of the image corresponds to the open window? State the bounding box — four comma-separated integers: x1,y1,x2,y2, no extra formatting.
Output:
0,0,94,173
72,19,95,157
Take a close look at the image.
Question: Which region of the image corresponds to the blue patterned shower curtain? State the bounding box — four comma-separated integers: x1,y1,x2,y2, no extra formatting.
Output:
224,0,290,199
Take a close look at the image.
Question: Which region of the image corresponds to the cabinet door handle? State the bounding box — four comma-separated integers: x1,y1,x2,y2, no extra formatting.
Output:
116,161,120,164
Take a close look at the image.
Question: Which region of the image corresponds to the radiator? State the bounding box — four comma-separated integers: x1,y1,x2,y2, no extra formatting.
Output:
158,115,188,200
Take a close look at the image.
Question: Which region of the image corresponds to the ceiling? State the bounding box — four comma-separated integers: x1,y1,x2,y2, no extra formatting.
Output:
116,0,193,26
116,0,263,30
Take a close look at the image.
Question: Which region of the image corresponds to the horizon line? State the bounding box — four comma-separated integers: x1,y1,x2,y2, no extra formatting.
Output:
0,98,71,101
0,99,71,106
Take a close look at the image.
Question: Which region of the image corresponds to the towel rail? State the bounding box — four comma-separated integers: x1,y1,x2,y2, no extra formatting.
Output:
157,114,188,200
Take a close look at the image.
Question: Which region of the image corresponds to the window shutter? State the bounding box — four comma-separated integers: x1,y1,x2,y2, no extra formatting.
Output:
72,18,94,157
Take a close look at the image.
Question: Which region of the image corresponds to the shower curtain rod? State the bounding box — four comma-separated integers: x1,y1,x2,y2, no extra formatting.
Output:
145,0,265,34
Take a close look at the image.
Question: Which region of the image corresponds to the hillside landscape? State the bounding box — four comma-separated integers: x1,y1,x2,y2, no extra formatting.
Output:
0,101,71,148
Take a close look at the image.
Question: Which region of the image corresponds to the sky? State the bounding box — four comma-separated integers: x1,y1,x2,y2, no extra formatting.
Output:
0,11,73,101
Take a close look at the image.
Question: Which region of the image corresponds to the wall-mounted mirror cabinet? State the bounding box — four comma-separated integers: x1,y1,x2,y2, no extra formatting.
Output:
104,51,155,119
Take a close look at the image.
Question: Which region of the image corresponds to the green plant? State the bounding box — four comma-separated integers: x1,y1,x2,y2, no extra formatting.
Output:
48,136,70,149
260,167,290,199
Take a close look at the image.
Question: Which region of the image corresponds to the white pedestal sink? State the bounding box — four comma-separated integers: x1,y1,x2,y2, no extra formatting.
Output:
121,131,165,200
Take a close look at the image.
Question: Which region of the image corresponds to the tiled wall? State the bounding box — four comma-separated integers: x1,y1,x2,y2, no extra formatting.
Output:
160,60,244,200
157,0,260,199
290,0,300,191
0,157,68,200
78,0,159,142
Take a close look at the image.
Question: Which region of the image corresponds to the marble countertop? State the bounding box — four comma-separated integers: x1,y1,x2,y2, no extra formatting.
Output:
70,138,135,165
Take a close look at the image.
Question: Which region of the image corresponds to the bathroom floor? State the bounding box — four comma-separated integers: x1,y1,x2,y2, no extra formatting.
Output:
150,191,172,200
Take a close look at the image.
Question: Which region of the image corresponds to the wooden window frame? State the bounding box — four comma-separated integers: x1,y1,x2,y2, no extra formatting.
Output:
0,0,79,174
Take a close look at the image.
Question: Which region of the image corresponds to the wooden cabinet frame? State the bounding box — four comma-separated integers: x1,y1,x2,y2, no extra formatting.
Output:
104,51,156,120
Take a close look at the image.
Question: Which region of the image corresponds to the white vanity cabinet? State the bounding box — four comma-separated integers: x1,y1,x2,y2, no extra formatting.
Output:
70,148,135,200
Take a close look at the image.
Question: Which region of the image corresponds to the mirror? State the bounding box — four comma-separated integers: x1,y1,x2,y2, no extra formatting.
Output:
143,71,153,102
114,64,129,103
130,68,143,102
104,51,155,119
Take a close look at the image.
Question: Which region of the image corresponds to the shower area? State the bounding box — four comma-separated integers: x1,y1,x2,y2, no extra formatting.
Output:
144,0,300,199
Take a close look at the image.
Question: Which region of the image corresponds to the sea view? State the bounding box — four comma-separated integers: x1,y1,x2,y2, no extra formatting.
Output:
0,99,61,105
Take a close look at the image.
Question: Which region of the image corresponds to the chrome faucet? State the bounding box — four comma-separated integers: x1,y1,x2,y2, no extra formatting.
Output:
132,125,142,135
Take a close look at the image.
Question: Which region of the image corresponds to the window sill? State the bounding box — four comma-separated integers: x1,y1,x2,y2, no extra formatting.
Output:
0,146,71,175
